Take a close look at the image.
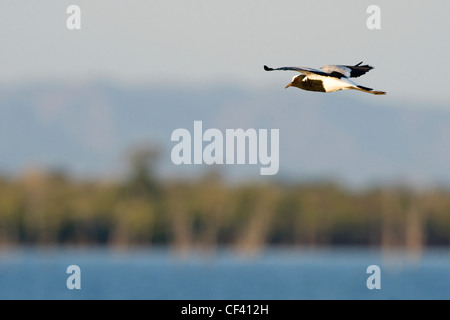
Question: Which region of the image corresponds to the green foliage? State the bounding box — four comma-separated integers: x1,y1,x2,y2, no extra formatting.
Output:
0,166,449,250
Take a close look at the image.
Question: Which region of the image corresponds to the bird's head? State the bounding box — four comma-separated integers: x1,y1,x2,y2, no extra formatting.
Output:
285,75,305,89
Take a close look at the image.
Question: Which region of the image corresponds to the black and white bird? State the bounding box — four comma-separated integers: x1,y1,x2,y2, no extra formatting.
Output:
264,62,386,95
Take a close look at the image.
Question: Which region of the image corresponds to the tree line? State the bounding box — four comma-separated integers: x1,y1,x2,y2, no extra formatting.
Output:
0,149,449,254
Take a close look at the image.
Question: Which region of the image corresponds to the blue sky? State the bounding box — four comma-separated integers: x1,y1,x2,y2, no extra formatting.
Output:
1,1,449,104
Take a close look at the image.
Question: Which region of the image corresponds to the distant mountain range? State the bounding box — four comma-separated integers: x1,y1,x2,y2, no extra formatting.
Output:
1,82,450,188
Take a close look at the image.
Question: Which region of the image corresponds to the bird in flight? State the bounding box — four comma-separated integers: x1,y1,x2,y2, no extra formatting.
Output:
264,62,386,95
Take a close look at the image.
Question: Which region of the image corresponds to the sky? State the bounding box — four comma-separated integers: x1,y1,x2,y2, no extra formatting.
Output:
2,1,450,187
1,1,450,105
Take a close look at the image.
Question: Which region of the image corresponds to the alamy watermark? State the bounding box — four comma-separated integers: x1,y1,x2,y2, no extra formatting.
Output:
171,121,279,175
66,5,81,30
367,5,381,30
66,265,81,290
366,265,381,290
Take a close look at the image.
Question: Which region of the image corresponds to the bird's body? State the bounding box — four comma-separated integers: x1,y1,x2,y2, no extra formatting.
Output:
264,62,386,95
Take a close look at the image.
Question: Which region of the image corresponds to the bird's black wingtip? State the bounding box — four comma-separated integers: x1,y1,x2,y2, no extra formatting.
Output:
264,65,273,71
355,61,374,69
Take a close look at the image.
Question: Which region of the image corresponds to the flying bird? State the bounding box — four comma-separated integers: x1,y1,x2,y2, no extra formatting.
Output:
264,62,386,95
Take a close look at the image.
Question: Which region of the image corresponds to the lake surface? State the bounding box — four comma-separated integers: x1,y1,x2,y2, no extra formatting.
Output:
0,247,449,300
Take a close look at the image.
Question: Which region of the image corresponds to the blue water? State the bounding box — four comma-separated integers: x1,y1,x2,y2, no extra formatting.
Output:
0,247,449,300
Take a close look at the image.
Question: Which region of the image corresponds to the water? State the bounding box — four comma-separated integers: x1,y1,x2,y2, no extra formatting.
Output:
0,247,449,300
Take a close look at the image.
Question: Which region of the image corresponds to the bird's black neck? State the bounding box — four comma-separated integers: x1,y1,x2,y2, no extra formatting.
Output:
292,76,326,92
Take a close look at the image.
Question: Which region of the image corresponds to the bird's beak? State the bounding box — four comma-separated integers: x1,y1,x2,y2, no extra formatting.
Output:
285,82,292,89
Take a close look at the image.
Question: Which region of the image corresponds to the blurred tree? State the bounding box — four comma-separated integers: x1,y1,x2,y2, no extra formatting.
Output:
124,144,161,199
234,183,281,254
425,189,450,246
111,197,156,247
164,181,195,255
0,177,24,244
19,169,72,244
1,164,450,251
193,170,231,251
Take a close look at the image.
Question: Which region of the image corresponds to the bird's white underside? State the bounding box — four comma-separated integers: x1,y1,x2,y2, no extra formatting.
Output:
321,76,357,92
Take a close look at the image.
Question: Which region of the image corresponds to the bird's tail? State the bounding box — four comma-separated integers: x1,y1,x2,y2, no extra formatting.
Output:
352,85,386,95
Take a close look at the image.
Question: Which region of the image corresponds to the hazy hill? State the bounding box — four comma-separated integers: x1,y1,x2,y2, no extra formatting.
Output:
1,82,450,188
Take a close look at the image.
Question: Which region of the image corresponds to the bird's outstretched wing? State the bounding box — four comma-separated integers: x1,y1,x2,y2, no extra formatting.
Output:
321,62,374,78
264,65,330,78
320,65,351,78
